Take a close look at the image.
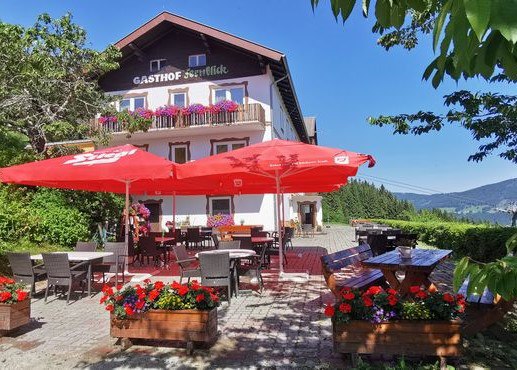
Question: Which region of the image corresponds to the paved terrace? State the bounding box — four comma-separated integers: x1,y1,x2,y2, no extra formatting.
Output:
0,225,454,369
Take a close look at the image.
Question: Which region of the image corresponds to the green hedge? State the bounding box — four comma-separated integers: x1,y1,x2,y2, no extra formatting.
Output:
372,219,517,262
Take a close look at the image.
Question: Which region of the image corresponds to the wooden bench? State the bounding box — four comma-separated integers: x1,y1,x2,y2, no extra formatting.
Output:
321,244,385,296
458,278,515,335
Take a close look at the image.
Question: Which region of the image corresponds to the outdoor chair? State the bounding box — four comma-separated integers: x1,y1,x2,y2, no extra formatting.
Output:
199,252,234,305
92,242,126,285
211,234,220,249
284,227,294,250
201,226,213,246
7,252,47,297
74,241,97,252
186,227,203,249
269,231,288,267
42,253,88,304
367,234,389,256
218,240,241,249
172,244,200,283
231,235,251,249
175,228,185,244
138,236,164,266
237,244,268,293
250,226,263,237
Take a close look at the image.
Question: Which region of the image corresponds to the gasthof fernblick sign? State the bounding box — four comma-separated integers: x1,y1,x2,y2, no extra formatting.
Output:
132,64,229,85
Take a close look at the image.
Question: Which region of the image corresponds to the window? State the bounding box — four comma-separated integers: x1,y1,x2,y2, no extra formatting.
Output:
168,142,190,164
171,92,186,108
145,203,161,223
209,197,231,215
215,141,246,154
188,54,206,68
213,86,244,104
118,96,146,111
150,59,166,72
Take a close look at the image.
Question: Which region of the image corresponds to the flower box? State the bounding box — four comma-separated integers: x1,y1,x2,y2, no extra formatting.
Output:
0,299,31,335
333,319,462,357
110,307,217,345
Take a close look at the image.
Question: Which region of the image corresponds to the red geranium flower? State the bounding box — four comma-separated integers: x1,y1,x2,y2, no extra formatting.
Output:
191,280,201,290
324,304,335,317
362,296,373,307
16,290,28,302
124,305,135,316
143,278,151,284
177,285,189,296
415,290,428,299
365,286,383,295
154,281,165,290
0,291,12,302
387,288,398,296
105,304,114,312
135,300,145,310
456,294,465,300
102,285,114,296
115,295,123,302
99,295,108,304
443,293,455,303
209,293,219,302
342,291,355,300
148,289,160,301
196,293,205,303
116,284,123,291
388,295,398,306
339,303,352,313
409,286,421,294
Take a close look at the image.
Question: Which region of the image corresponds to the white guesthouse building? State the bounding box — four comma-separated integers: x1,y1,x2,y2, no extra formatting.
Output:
96,12,322,232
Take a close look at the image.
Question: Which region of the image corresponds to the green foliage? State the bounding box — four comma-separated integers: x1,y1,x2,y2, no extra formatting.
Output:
0,13,120,153
322,180,415,223
372,218,517,262
311,0,517,85
401,301,431,320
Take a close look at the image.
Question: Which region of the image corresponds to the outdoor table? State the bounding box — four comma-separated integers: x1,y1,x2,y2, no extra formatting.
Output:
361,249,452,295
31,251,113,297
195,249,256,260
155,236,175,244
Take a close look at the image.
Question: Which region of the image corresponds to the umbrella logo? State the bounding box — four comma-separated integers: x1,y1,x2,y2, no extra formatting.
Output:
64,149,137,166
233,179,243,187
334,155,349,165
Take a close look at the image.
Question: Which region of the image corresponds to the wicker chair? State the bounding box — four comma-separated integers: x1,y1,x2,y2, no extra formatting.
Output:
7,252,47,297
139,236,164,266
42,253,88,304
172,245,200,283
199,252,233,305
237,244,268,293
92,242,126,285
186,227,203,249
211,234,220,249
74,241,97,252
232,235,251,249
218,240,241,250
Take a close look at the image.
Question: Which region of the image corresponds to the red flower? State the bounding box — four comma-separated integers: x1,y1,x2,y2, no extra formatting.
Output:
115,295,123,302
339,303,352,313
362,296,373,307
0,277,15,285
443,293,455,303
388,295,398,306
116,284,123,291
102,285,114,296
143,278,151,285
0,291,12,302
209,293,219,302
124,305,135,316
342,291,355,301
456,294,465,301
99,295,108,304
409,286,421,294
177,285,189,296
365,286,383,295
196,293,205,303
105,304,114,312
154,281,165,290
387,288,398,296
324,304,335,317
135,300,145,310
191,281,201,290
148,289,160,302
16,290,28,302
415,290,428,299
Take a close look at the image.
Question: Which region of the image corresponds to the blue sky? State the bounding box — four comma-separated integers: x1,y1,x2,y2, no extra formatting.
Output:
1,0,515,194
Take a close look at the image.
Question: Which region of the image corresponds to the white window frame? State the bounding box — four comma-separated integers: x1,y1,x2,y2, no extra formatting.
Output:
209,196,232,216
213,86,245,104
214,140,247,154
149,59,166,73
188,54,206,68
118,96,146,111
170,92,187,107
170,144,188,164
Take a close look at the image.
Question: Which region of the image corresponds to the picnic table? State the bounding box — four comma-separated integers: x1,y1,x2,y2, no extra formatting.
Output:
31,251,113,297
361,249,452,295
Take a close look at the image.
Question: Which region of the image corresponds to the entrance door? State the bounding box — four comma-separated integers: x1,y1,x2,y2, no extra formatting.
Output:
299,202,316,227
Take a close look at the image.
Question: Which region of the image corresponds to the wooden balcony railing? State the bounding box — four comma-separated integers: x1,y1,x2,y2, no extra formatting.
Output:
95,103,266,134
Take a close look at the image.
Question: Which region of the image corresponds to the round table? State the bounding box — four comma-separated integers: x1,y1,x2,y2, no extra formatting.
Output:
195,249,256,259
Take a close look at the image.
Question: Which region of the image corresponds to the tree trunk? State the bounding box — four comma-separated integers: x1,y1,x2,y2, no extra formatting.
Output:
512,212,517,227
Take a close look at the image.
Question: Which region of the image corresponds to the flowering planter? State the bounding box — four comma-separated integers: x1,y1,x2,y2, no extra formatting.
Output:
0,299,31,335
110,308,218,349
333,319,462,358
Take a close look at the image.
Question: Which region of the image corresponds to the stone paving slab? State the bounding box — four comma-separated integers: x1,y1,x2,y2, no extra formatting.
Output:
0,225,454,369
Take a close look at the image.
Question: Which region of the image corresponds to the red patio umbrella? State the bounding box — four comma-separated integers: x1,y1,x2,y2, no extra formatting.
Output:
176,139,375,274
0,144,178,253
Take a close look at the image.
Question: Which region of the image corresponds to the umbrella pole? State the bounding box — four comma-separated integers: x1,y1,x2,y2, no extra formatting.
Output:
124,180,130,273
275,172,284,276
173,192,177,230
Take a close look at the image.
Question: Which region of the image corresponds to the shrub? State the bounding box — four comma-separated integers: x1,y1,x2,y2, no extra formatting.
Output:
371,219,517,262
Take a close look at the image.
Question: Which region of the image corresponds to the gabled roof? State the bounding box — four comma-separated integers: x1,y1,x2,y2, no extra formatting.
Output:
114,12,308,143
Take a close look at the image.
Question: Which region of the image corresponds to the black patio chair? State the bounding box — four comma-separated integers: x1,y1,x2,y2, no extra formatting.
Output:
238,244,268,293
42,253,88,304
138,236,164,266
172,244,200,284
92,242,126,285
74,241,97,252
7,252,47,297
199,252,234,305
186,227,203,249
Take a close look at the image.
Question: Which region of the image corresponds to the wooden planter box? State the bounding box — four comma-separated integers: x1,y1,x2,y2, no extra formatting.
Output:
333,319,462,358
0,299,31,335
110,308,218,348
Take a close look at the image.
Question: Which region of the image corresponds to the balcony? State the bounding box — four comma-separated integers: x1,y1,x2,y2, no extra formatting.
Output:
93,103,266,139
